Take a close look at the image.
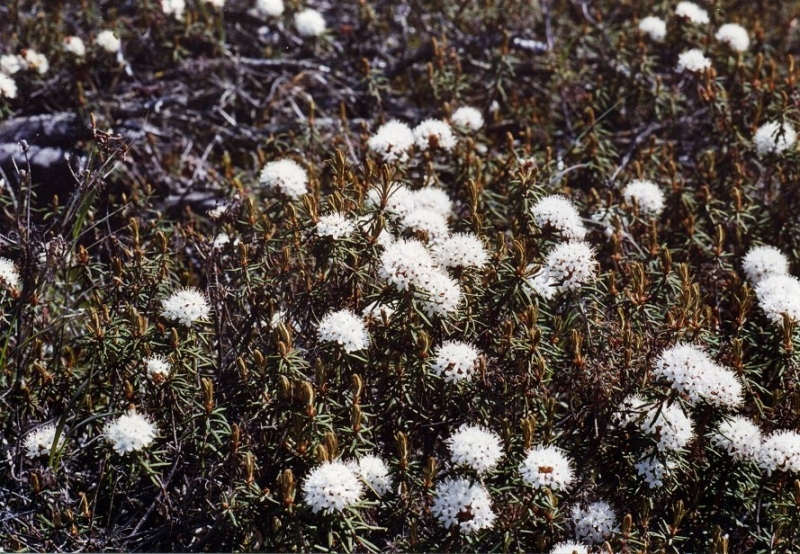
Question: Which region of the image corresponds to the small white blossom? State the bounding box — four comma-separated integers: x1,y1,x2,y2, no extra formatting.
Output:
213,233,231,249
95,30,121,53
366,183,416,218
23,49,49,75
429,233,489,269
414,267,462,316
0,258,20,289
256,0,284,17
302,461,363,513
622,179,665,217
161,0,186,20
105,411,157,454
0,54,22,75
368,120,415,163
550,543,589,554
677,49,712,73
639,16,667,42
543,240,598,292
162,287,211,326
451,106,484,132
635,454,675,489
410,187,453,218
759,430,800,475
641,402,694,452
530,195,587,239
348,455,392,497
446,425,504,474
145,355,171,382
431,341,480,383
710,415,762,462
63,36,86,57
716,23,750,52
413,119,457,151
431,478,495,533
753,121,797,156
675,1,709,25
317,309,369,352
572,501,616,544
742,245,789,285
524,267,558,300
0,74,17,99
361,300,396,321
316,213,355,239
23,423,66,458
258,159,308,199
519,445,575,491
754,274,800,324
294,9,326,37
615,394,649,427
401,208,450,240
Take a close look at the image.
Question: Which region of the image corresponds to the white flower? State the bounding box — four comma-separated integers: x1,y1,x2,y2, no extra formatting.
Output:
23,423,66,458
410,187,453,218
677,49,712,73
348,455,392,497
635,454,675,488
550,543,589,554
362,300,396,321
317,309,369,352
414,267,462,316
431,478,495,533
207,203,229,220
524,267,557,300
379,238,436,290
366,183,416,218
639,16,667,41
162,287,211,325
754,274,800,324
302,461,364,513
653,343,744,408
316,213,355,239
368,120,415,163
742,245,789,285
161,0,186,19
519,445,575,491
95,30,121,53
431,341,480,383
0,74,17,99
258,159,308,199
23,49,49,75
716,23,750,52
543,240,598,292
615,394,649,427
530,195,586,239
213,233,231,249
256,0,284,17
0,54,22,75
675,1,709,25
294,9,326,38
429,233,489,269
63,36,86,57
622,179,665,217
451,107,484,132
446,425,504,473
571,501,616,544
641,402,694,452
145,355,171,382
0,258,20,289
105,411,157,454
710,415,762,462
753,121,797,156
413,119,457,151
401,208,450,240
759,430,800,475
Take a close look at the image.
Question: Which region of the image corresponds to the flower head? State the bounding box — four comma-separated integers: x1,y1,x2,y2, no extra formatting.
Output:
639,16,667,41
519,445,575,491
258,159,308,199
0,54,22,75
622,179,665,217
0,73,17,99
716,23,750,52
316,213,355,239
710,415,762,462
451,106,484,132
675,1,709,25
401,208,450,240
742,245,789,284
544,240,598,292
641,402,694,452
414,267,462,316
24,423,66,458
759,430,800,475
571,500,616,544
348,455,393,496
550,543,589,554
429,233,489,269
145,355,171,383
162,287,211,326
753,121,797,156
677,49,712,73
295,9,326,37
431,478,495,533
95,30,121,53
431,341,480,383
317,309,369,352
635,454,675,489
63,36,86,57
530,195,586,239
410,187,454,218
161,0,186,19
368,120,415,163
256,0,284,17
0,258,20,289
653,343,743,408
379,238,436,291
302,461,363,513
413,119,457,151
105,411,157,454
366,183,416,218
755,274,800,324
23,49,49,75
446,425,504,473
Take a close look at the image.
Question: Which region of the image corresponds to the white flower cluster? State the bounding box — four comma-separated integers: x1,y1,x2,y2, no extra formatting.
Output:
431,340,481,383
639,16,667,42
105,411,157,454
256,0,284,17
317,309,369,352
348,455,393,496
445,424,504,473
635,455,675,489
431,478,496,533
162,287,211,326
0,73,17,99
411,187,453,218
23,423,66,458
161,0,186,20
675,1,709,25
710,415,762,462
753,121,797,156
677,49,712,73
716,23,750,52
641,402,694,452
368,120,416,163
519,445,575,491
754,274,800,324
303,461,364,513
429,233,489,269
571,500,616,544
653,343,743,408
316,213,355,239
145,355,171,382
366,183,416,218
23,49,49,75
542,241,599,293
63,36,86,57
742,245,789,284
0,258,21,289
758,430,800,475
413,119,457,151
622,179,665,217
401,207,450,239
96,30,121,53
451,106,484,132
295,9,326,37
259,159,309,199
550,543,588,554
530,195,586,239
